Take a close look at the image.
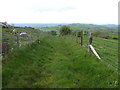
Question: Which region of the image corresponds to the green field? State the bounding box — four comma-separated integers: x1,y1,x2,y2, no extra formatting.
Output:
2,24,118,88
2,35,118,88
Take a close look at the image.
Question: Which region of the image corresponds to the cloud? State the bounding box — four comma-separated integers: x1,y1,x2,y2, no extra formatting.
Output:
0,0,118,24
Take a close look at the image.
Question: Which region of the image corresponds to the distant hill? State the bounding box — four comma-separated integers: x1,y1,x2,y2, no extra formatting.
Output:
67,24,118,31
11,23,118,32
102,24,118,29
40,23,118,32
11,23,70,29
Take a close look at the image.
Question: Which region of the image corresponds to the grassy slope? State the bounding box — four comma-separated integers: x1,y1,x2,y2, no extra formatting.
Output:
3,35,118,88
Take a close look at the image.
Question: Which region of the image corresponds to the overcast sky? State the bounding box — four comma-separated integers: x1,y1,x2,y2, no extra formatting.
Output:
0,0,119,24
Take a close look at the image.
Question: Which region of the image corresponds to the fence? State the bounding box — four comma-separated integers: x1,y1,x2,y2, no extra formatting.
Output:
1,27,49,56
75,31,118,71
2,28,118,71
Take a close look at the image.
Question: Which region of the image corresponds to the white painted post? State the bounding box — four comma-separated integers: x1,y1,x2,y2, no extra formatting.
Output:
88,32,101,61
89,45,101,60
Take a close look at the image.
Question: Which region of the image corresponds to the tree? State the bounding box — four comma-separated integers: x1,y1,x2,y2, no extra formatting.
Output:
60,25,71,36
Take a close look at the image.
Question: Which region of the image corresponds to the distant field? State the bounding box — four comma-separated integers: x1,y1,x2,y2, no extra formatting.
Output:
41,23,118,39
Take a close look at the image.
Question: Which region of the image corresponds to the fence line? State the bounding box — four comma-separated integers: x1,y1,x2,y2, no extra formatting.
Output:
75,32,118,71
2,29,118,71
2,28,45,56
102,60,118,71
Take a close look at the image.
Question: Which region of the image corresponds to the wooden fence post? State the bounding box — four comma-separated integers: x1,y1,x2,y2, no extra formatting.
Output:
76,32,78,43
88,32,93,52
30,33,32,42
80,31,83,46
16,33,20,48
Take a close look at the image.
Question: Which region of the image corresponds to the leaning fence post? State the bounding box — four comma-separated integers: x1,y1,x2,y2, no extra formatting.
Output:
88,32,93,52
88,32,101,60
89,45,101,60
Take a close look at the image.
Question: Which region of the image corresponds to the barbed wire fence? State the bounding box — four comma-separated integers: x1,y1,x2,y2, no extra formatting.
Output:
2,27,48,56
74,31,118,71
2,28,118,72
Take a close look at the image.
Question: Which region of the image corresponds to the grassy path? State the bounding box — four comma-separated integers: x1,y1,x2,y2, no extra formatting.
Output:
3,36,118,88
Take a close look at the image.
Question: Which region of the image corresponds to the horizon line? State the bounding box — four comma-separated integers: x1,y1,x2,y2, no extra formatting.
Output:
9,22,118,25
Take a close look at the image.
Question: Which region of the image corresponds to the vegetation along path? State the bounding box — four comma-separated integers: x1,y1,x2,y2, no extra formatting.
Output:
3,35,118,88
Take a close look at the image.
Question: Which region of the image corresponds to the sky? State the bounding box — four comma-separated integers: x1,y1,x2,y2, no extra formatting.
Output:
0,0,119,24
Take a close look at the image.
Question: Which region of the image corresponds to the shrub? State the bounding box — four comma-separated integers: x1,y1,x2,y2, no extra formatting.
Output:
71,31,85,37
100,35,110,39
49,31,57,36
71,30,77,36
84,31,89,35
112,37,118,40
60,25,71,36
93,31,101,37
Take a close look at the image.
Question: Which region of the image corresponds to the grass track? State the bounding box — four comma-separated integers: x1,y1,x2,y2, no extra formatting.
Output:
3,35,118,88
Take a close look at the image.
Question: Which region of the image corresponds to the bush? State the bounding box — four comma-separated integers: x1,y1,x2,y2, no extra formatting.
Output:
93,31,101,37
71,30,77,36
112,37,118,40
49,31,57,36
84,31,89,35
100,35,110,39
60,25,71,36
71,30,85,37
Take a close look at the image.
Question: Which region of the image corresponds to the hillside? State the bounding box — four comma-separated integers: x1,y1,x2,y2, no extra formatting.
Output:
40,23,118,31
3,34,118,88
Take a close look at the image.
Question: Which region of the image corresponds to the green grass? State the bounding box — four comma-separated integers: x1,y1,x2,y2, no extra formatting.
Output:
3,35,118,88
83,36,118,71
